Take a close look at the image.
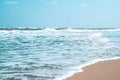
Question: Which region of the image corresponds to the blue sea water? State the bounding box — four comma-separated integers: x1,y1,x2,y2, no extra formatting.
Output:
0,28,120,80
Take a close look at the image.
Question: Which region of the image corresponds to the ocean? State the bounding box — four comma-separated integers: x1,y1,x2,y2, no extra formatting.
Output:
0,28,120,80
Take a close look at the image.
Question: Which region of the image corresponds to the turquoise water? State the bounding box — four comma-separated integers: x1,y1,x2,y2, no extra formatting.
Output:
0,28,120,80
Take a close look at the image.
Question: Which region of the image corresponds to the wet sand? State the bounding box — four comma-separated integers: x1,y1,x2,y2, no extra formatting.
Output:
64,59,120,80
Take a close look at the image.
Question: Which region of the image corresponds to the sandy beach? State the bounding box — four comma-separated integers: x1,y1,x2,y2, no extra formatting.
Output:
64,59,120,80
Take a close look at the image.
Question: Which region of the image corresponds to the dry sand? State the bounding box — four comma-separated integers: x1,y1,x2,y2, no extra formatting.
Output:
64,59,120,80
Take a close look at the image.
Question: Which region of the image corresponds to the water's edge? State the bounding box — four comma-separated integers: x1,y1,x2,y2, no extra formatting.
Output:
57,57,120,80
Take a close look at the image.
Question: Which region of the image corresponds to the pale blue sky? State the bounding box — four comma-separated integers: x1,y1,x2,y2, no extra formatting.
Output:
0,0,120,28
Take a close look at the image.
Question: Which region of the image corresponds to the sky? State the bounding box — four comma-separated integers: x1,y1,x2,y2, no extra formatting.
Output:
0,0,120,28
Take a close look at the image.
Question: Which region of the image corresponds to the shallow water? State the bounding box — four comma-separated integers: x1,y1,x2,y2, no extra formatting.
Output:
0,28,120,80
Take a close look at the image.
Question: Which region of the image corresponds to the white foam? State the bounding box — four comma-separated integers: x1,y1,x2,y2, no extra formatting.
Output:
66,28,83,32
89,28,120,32
65,28,95,33
102,28,120,32
42,28,57,32
90,32,102,37
99,37,109,43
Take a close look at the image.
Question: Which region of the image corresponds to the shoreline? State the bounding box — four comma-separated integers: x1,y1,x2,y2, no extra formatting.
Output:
63,58,120,80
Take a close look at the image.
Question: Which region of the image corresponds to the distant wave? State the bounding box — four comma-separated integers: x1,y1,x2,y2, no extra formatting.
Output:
0,27,120,31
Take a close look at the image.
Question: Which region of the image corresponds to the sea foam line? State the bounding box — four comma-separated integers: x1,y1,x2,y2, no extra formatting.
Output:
55,57,120,80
